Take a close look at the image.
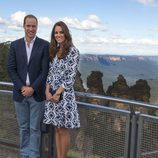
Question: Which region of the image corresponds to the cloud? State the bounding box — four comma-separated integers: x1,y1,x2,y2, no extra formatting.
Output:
0,29,5,33
7,11,27,31
1,12,158,56
8,25,23,31
7,11,53,32
0,34,19,42
0,17,8,25
78,35,158,46
10,11,26,26
74,35,158,55
39,17,53,26
136,0,157,6
63,14,106,31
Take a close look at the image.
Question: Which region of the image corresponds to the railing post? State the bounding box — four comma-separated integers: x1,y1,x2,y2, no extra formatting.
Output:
48,125,56,158
129,111,140,158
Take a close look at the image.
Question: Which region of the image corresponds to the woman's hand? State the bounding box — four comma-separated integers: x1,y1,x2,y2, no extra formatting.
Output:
46,91,52,101
51,93,60,102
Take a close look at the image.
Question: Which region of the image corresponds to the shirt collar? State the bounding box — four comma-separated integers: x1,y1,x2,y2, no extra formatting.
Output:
24,36,36,44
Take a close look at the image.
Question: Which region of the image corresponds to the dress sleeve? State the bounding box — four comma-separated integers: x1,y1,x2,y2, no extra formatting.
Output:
61,47,80,90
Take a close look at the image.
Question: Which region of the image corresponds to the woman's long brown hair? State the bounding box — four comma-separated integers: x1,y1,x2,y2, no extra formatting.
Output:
49,21,73,60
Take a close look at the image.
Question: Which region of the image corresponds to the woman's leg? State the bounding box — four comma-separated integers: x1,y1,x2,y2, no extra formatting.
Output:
59,128,70,158
55,128,62,158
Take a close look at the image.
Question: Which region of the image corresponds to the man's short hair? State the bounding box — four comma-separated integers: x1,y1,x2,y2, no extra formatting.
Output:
23,14,38,26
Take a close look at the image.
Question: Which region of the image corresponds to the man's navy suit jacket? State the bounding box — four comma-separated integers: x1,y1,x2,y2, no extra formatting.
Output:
7,37,49,102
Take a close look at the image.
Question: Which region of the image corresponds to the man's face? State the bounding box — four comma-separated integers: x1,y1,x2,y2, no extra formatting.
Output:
23,17,37,40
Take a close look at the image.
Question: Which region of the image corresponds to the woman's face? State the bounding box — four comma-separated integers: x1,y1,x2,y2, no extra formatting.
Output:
54,26,65,44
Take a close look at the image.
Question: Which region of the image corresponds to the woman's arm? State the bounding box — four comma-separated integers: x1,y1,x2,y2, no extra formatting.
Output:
45,83,52,101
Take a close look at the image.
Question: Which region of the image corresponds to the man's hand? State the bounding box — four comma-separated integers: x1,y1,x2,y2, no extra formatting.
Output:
21,86,34,97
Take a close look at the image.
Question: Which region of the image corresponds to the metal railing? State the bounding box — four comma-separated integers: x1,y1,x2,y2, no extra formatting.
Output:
0,81,158,158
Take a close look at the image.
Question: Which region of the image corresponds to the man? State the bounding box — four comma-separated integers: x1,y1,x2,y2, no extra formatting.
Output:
7,14,49,158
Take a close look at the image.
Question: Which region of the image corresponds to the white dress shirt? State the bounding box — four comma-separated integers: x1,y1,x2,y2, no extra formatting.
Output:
24,36,36,86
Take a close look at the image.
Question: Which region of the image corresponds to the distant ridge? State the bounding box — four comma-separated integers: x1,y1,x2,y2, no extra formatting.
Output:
80,54,158,62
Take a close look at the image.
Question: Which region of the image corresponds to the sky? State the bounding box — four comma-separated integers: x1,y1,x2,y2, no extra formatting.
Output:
0,0,158,56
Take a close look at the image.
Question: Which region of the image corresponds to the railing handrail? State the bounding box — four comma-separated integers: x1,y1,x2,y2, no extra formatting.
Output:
1,81,158,110
76,101,130,114
0,81,13,86
75,91,158,110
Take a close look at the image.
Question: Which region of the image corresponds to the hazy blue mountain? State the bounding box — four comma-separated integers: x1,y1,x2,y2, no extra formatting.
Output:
79,54,158,103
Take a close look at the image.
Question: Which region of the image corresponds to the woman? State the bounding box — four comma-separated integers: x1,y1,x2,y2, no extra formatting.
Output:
43,21,80,158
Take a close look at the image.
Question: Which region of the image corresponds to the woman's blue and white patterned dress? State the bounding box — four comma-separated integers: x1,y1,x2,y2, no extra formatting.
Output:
43,47,80,128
